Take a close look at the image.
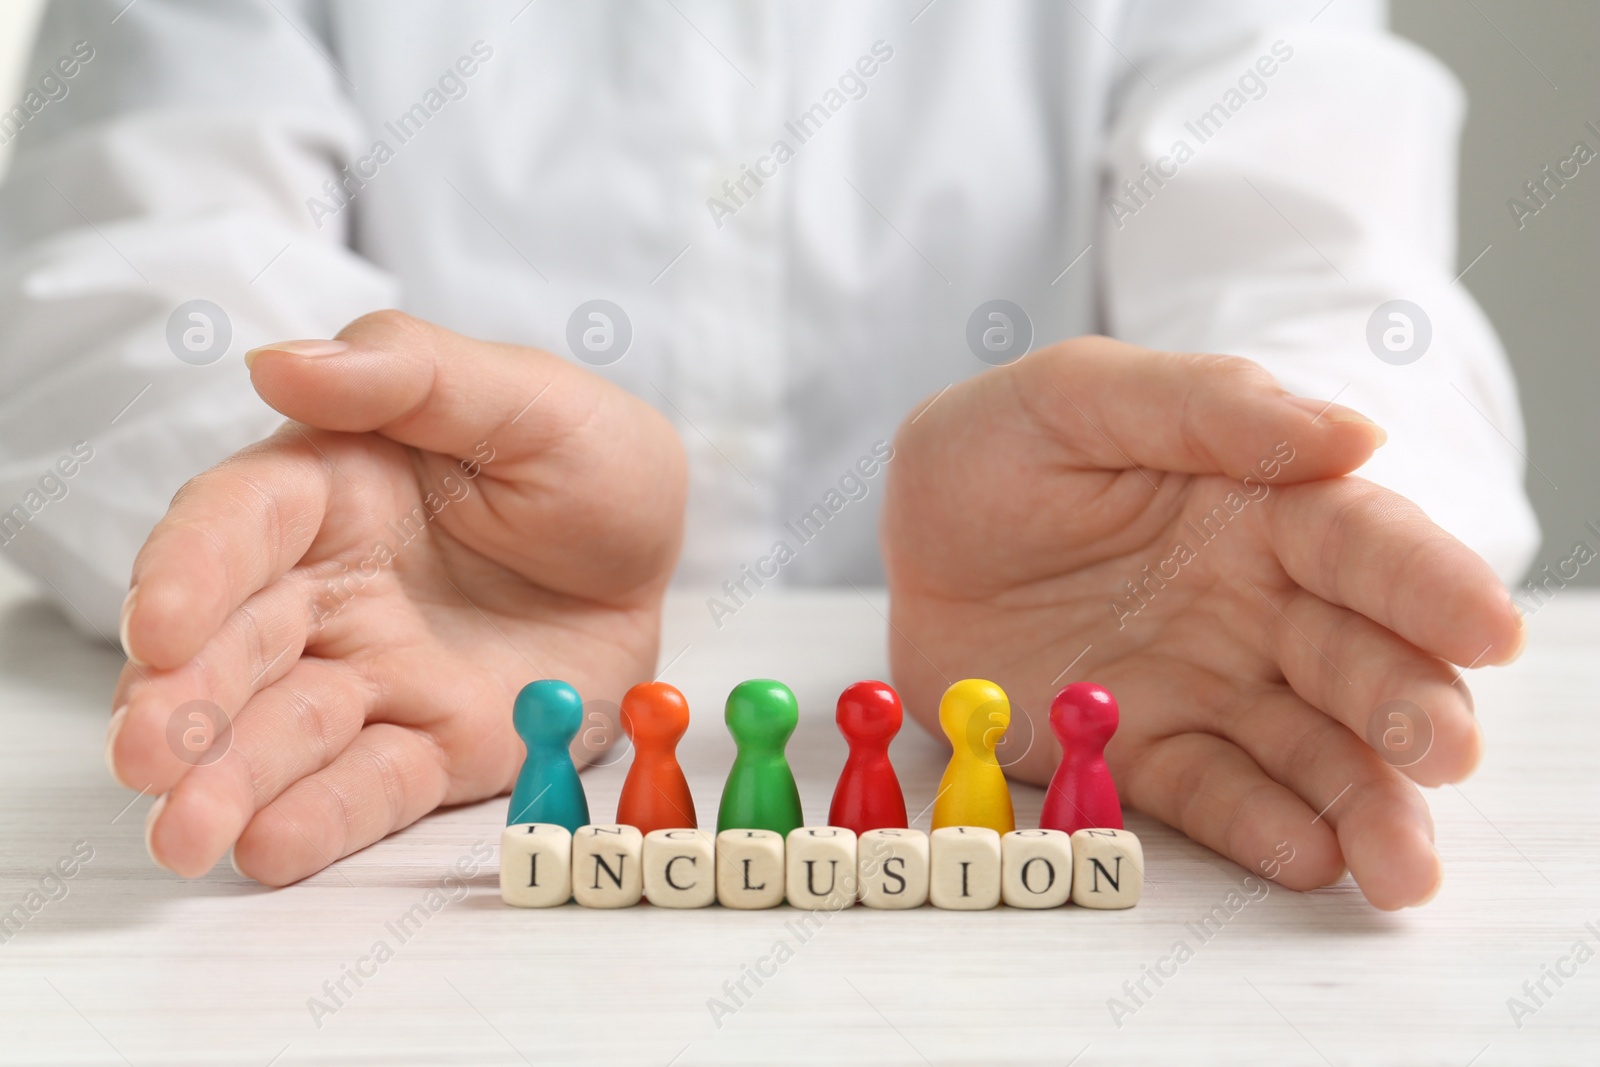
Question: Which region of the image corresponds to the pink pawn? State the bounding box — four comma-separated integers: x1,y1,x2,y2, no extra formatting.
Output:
1039,682,1123,834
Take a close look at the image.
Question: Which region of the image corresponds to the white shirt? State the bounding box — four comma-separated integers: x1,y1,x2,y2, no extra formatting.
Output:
0,0,1540,639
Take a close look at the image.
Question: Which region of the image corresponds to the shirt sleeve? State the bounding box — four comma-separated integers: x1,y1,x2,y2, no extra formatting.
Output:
0,0,398,639
1100,0,1540,584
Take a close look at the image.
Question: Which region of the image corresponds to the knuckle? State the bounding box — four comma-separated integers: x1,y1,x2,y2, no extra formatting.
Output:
1187,352,1271,385
1279,715,1331,781
351,731,419,824
1320,604,1367,697
282,682,342,769
301,776,356,856
1316,481,1381,595
1022,335,1112,390
1222,780,1279,861
341,307,424,341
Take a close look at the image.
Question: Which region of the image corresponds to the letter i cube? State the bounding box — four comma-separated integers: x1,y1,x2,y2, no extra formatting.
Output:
1001,829,1072,908
500,823,572,907
643,828,715,908
572,824,644,908
857,828,929,909
716,829,785,909
1070,828,1143,909
930,826,1002,910
786,827,857,910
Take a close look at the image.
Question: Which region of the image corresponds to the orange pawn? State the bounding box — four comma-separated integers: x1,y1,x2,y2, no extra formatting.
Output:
617,681,697,834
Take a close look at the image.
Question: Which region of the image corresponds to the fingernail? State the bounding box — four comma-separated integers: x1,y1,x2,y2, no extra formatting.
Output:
229,848,247,879
1505,613,1530,663
144,793,173,873
244,339,349,368
1290,397,1388,447
105,705,131,788
119,587,144,666
1353,418,1388,447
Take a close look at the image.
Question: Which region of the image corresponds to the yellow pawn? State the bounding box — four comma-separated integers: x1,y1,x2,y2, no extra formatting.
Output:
931,679,1016,834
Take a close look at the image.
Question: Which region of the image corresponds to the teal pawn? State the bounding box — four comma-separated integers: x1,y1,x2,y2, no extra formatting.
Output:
717,679,804,835
507,680,590,831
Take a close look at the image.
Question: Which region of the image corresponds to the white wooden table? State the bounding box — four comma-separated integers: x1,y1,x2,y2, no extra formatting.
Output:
0,563,1595,1066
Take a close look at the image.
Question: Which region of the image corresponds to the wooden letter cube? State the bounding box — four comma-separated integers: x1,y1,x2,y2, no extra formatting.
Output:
643,828,715,909
785,827,858,911
1001,829,1072,909
716,829,785,909
571,824,644,908
500,823,573,908
1070,828,1143,909
857,828,929,909
930,826,1002,910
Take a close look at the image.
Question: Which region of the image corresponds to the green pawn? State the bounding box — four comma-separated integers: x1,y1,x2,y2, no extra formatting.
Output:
717,679,804,835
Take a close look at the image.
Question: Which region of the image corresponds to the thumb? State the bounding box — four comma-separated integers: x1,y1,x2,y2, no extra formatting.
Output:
243,309,609,466
244,310,685,603
1010,336,1385,482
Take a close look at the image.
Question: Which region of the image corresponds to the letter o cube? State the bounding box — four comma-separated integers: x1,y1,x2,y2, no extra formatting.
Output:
1001,829,1072,908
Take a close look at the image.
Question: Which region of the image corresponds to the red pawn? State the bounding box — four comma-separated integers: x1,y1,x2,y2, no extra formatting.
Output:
617,682,697,834
829,681,909,834
1040,682,1123,834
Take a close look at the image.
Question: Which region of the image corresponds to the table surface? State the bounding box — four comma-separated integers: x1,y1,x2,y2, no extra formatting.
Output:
0,563,1596,1067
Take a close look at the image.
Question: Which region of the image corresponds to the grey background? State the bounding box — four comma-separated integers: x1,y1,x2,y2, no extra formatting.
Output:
1393,0,1599,586
0,1,1593,587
